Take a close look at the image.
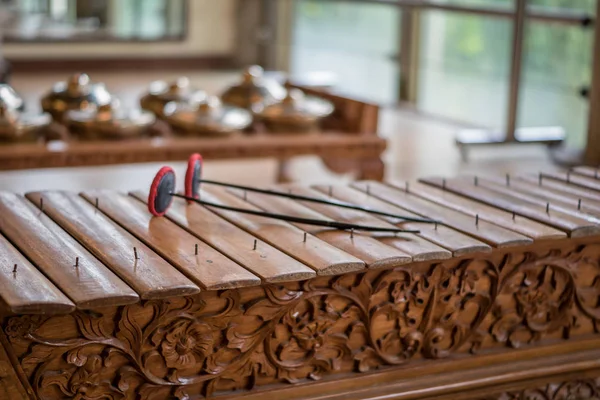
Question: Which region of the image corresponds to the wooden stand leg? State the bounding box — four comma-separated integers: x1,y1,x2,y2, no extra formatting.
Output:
321,156,386,181
357,156,385,181
276,159,292,183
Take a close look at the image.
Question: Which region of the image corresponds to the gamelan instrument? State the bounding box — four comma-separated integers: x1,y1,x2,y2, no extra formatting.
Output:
4,167,600,399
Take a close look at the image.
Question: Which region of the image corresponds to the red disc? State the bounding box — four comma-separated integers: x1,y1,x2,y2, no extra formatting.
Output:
148,166,176,216
185,153,203,201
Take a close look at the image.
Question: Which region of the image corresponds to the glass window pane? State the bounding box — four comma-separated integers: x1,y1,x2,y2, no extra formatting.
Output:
290,0,401,103
528,0,596,13
430,0,512,8
417,11,512,130
517,21,595,149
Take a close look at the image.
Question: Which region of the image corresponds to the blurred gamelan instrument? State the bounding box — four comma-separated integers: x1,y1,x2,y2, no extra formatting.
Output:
0,67,385,181
2,166,600,399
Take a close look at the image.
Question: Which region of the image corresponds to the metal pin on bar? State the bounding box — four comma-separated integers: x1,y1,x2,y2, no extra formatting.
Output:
12,264,17,273
40,197,44,212
366,184,371,196
578,199,582,211
134,247,139,260
195,244,199,255
253,239,257,250
512,211,516,221
435,222,438,230
350,228,354,239
303,232,307,243
475,214,479,226
506,173,510,187
75,257,79,268
566,171,571,183
546,202,550,214
95,198,99,210
243,191,247,201
405,182,409,193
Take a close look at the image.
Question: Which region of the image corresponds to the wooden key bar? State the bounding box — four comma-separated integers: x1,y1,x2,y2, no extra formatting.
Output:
311,184,492,256
199,187,365,275
476,175,600,218
0,192,139,308
542,171,600,192
389,181,565,241
517,173,600,202
131,191,316,283
351,181,533,247
26,191,200,299
81,190,261,290
283,185,452,261
420,178,600,237
0,232,75,314
572,166,600,180
227,188,413,268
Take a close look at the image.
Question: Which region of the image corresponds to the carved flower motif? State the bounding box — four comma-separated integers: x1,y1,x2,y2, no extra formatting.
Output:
276,299,350,377
4,315,44,340
514,267,566,329
161,320,214,370
42,354,124,400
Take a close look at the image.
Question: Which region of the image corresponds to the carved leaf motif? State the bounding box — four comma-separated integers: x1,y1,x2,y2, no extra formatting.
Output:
66,347,88,367
227,322,268,353
40,370,72,396
22,344,57,375
246,299,284,321
74,311,109,341
116,306,143,357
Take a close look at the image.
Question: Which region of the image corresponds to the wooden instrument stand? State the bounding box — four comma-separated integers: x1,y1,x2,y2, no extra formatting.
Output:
0,85,386,182
3,168,600,399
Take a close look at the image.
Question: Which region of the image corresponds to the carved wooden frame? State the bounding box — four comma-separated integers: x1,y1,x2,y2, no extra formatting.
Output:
3,237,600,399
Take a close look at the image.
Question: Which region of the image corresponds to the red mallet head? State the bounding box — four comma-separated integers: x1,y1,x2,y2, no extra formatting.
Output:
185,153,203,201
148,166,176,216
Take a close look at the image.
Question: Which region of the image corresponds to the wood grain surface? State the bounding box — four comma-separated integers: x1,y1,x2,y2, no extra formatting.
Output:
80,190,262,290
0,192,139,309
386,180,566,241
227,188,414,268
199,187,366,275
0,233,74,315
351,181,534,247
419,177,600,238
518,173,600,202
311,184,493,256
131,191,316,283
26,191,200,299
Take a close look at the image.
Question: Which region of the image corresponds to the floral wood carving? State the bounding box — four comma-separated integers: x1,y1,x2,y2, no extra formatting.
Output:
482,378,600,399
4,244,600,399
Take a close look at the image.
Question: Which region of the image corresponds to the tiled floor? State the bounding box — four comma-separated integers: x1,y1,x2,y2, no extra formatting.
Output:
0,70,559,194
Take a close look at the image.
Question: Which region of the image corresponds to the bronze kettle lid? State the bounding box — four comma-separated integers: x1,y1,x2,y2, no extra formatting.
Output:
66,100,155,129
257,89,334,122
164,95,253,133
145,77,206,103
42,73,112,106
220,65,286,110
0,100,51,139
